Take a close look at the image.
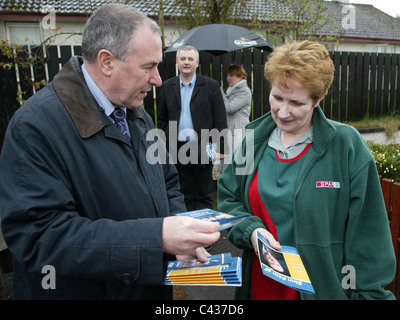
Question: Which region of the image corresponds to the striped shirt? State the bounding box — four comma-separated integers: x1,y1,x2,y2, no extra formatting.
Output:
268,126,313,159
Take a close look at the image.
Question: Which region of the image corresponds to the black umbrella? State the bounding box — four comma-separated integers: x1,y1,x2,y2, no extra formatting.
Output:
165,24,273,55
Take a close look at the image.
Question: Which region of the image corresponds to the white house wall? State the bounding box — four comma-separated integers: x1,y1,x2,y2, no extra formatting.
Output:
1,17,400,54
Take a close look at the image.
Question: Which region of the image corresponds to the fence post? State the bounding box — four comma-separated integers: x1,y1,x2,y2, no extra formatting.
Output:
391,183,400,299
381,177,393,219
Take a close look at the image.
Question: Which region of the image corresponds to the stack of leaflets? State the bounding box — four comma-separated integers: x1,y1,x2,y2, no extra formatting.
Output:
256,231,315,294
175,208,250,231
165,253,242,286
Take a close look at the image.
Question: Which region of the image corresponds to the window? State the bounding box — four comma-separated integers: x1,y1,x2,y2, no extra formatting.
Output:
7,22,43,45
366,43,395,54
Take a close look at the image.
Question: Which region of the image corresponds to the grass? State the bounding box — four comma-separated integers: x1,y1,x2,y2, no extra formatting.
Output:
345,115,400,139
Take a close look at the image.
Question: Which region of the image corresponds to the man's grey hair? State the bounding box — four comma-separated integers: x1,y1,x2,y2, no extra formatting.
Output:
82,3,161,63
176,45,199,60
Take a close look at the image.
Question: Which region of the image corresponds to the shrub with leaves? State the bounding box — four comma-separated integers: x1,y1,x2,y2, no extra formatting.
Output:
367,141,400,182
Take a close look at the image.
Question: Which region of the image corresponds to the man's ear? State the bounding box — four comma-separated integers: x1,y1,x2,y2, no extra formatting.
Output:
97,49,114,77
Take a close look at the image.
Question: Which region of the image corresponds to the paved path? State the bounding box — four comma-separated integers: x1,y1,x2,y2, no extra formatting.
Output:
361,130,400,145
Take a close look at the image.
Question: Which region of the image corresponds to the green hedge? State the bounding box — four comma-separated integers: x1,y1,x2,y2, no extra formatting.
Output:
367,141,400,182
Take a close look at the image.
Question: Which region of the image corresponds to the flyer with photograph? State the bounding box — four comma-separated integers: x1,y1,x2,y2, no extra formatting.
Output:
175,208,249,231
256,231,315,294
166,252,233,269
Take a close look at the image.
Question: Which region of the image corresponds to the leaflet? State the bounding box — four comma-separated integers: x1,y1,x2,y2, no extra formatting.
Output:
166,253,233,269
165,253,242,286
256,231,315,294
175,208,250,231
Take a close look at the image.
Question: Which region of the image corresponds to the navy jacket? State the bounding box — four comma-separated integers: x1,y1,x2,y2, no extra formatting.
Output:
0,56,186,299
157,74,227,159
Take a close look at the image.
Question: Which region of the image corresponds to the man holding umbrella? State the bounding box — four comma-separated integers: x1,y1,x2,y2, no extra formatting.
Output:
158,45,227,212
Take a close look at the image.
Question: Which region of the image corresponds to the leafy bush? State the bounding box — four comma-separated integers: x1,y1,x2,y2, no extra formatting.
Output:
367,141,400,182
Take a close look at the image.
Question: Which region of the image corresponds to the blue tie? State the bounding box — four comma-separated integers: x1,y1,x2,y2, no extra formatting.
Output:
110,107,130,140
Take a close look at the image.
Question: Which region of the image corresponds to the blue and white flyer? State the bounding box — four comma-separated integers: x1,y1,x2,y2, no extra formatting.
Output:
257,231,315,294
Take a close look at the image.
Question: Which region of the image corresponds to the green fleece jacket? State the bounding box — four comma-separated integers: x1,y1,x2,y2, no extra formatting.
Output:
218,107,396,300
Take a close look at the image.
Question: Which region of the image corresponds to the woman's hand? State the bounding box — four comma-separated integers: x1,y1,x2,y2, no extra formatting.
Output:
250,228,282,256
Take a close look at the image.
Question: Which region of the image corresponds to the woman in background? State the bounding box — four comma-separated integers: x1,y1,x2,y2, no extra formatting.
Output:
218,65,251,171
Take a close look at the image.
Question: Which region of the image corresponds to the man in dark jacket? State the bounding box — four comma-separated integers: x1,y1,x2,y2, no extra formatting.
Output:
158,46,227,211
0,4,220,300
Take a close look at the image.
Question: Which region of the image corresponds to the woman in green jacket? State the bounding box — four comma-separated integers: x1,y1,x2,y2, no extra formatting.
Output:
218,41,396,300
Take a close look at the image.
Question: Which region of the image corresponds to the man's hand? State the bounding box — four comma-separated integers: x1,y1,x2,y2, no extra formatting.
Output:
176,247,211,263
162,216,220,261
250,228,281,256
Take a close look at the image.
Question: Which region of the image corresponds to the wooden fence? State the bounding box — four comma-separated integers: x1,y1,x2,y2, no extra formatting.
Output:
381,177,400,299
1,45,400,150
156,50,400,126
